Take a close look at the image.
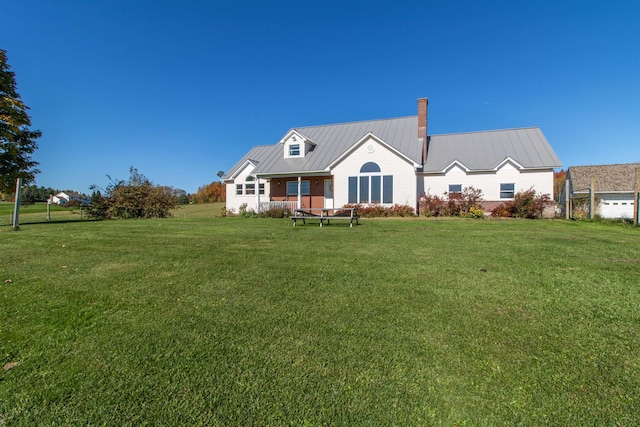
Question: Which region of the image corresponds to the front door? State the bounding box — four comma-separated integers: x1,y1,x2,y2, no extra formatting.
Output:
324,179,334,209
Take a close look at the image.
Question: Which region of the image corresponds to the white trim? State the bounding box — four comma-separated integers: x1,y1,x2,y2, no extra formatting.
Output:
279,129,316,146
229,159,257,180
442,160,470,173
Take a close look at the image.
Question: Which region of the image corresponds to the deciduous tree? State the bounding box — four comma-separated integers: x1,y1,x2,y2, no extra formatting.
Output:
193,181,225,203
553,169,566,202
0,49,41,193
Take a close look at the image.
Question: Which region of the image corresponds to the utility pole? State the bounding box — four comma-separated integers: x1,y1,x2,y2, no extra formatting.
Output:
12,178,23,230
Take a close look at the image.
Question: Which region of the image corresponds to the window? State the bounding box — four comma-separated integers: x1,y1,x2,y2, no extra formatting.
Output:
286,180,310,196
360,162,381,173
245,184,255,195
300,181,310,195
348,162,393,204
258,183,265,195
236,184,243,195
348,177,357,203
289,144,300,156
449,184,462,195
500,183,515,199
383,176,393,203
371,176,381,203
286,181,297,196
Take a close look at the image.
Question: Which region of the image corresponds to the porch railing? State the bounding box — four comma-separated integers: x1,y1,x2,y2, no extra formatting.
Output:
258,201,298,213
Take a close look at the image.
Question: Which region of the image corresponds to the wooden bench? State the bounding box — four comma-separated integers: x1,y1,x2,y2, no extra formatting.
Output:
291,208,360,227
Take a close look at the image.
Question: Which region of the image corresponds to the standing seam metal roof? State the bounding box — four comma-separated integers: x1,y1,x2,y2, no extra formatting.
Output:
424,127,561,172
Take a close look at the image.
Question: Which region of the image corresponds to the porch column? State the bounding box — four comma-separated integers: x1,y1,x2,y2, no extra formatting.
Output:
297,176,302,209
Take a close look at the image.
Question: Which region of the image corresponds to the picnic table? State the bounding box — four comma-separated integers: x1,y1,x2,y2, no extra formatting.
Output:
290,208,359,227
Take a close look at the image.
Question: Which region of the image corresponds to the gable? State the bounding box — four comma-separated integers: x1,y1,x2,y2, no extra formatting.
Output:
329,132,420,170
280,130,316,159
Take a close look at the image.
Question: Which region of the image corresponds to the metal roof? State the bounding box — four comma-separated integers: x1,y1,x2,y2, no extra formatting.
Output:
224,119,561,179
567,163,640,193
247,116,422,176
424,127,561,172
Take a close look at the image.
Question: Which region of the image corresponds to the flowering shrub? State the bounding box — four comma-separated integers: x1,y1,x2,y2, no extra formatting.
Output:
460,206,485,219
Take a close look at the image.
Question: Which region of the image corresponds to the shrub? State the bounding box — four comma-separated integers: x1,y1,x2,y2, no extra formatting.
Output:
460,205,485,219
88,167,177,220
238,203,256,218
342,204,415,218
64,200,83,208
570,194,601,220
491,187,551,219
418,193,446,217
257,207,291,218
418,186,485,217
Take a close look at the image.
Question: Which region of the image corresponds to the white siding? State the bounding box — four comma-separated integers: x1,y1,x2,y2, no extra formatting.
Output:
332,136,418,210
423,163,554,201
596,193,635,219
225,163,270,213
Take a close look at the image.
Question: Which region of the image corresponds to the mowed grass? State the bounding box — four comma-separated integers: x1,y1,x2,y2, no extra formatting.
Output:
0,202,85,226
1,216,639,425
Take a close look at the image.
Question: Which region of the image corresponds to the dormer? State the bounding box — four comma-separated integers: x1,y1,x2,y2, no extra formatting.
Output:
280,130,316,159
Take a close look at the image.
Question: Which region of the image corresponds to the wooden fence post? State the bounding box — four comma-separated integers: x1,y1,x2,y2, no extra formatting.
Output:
12,178,23,230
589,177,595,219
634,168,639,226
565,177,570,220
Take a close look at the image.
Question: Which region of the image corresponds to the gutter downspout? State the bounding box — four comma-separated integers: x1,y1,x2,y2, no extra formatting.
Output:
297,176,302,209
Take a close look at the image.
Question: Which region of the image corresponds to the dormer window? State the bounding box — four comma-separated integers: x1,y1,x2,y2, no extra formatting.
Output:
289,144,300,156
283,131,314,159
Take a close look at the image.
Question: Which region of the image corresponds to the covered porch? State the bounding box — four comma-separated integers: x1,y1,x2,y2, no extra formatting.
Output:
257,174,334,211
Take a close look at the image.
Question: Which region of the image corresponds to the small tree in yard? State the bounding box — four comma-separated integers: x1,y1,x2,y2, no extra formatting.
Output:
88,167,177,220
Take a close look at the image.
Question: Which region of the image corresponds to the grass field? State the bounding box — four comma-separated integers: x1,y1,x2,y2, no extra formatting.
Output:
1,213,639,425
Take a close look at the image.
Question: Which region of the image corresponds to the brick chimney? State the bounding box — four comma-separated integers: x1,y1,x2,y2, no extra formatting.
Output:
418,98,428,165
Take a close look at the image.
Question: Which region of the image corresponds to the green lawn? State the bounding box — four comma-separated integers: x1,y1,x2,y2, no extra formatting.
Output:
1,217,639,425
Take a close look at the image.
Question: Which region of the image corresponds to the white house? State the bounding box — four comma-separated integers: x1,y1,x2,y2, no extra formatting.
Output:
560,163,640,219
50,191,90,206
224,98,561,215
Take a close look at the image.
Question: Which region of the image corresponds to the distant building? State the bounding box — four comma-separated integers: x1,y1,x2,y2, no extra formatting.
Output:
50,191,91,206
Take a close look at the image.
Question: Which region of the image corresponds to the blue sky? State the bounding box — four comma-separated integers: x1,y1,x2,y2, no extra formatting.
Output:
2,0,639,194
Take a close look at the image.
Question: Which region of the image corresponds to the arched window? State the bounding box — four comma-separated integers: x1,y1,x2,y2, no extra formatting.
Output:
348,163,393,204
360,162,381,173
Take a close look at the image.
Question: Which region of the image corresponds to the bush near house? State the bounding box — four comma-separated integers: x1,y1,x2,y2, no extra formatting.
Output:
418,186,485,217
491,188,551,219
342,203,415,217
